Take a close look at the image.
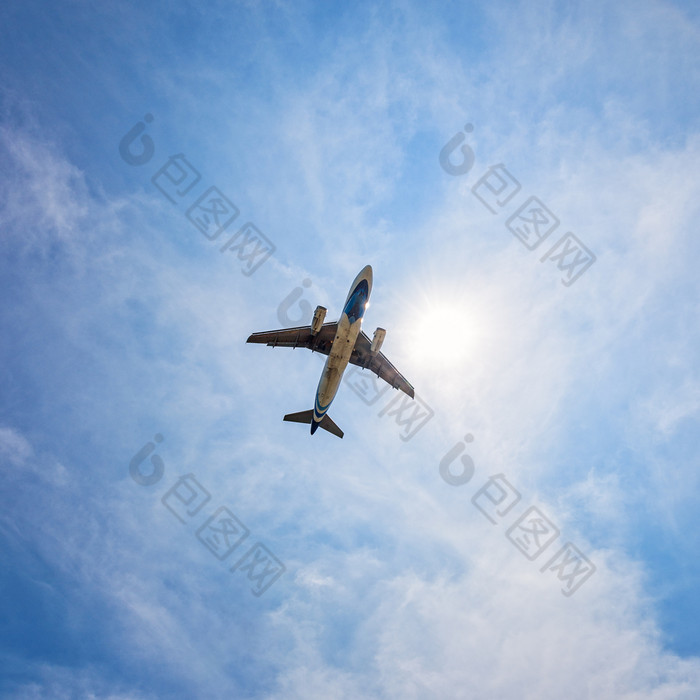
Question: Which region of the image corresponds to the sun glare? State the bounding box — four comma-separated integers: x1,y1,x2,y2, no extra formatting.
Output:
407,300,486,369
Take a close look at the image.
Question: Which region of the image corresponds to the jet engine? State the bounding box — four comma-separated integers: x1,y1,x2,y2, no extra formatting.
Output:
370,327,386,354
311,305,327,335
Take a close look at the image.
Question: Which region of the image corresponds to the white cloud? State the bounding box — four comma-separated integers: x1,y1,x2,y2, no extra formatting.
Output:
1,1,699,698
0,426,34,466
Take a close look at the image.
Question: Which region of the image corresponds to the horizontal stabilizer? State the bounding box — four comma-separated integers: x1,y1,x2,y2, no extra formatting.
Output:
283,409,314,425
283,410,344,439
318,414,344,439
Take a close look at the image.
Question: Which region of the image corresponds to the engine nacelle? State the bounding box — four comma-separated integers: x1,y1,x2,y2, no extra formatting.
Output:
370,327,386,354
311,305,327,335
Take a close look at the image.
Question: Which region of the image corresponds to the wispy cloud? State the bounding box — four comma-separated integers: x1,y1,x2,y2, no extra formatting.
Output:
1,0,699,697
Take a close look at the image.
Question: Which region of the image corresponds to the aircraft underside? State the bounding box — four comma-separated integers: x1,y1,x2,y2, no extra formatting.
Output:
246,265,414,439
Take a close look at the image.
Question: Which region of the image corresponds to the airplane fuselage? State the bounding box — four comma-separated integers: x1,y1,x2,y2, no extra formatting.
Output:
311,265,372,433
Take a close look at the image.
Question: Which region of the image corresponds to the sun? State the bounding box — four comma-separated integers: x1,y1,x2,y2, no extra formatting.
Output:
406,298,487,369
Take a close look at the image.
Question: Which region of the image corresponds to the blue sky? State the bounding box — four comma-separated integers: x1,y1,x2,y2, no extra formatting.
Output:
1,0,699,697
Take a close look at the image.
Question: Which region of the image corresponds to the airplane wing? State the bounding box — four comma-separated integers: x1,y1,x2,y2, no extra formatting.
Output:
247,324,415,399
246,322,338,355
349,331,415,399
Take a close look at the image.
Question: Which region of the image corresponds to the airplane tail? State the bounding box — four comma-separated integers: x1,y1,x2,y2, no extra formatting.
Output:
283,409,344,439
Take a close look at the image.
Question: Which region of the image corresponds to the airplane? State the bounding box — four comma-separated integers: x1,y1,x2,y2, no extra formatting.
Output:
246,265,414,438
